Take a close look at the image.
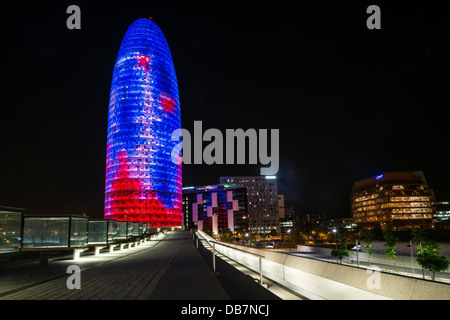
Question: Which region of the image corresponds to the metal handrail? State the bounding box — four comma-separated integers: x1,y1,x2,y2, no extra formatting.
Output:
195,230,265,286
208,239,265,258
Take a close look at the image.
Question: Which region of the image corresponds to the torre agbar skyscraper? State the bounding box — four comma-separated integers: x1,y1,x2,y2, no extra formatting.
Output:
104,18,182,227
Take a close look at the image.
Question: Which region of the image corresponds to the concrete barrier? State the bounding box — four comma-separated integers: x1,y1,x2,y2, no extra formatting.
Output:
198,231,450,300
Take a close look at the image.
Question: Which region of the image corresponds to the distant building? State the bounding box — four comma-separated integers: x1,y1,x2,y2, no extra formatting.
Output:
298,212,327,234
220,176,279,235
182,184,248,235
280,206,296,236
327,218,357,232
278,195,286,219
277,194,295,236
351,171,435,230
433,201,450,229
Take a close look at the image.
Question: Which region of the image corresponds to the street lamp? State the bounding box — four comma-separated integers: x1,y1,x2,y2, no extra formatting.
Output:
355,238,359,267
287,229,292,252
332,229,338,263
332,229,337,249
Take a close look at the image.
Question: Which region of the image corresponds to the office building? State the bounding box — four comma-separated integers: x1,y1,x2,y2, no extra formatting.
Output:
327,218,358,232
220,176,279,234
280,206,296,236
351,171,435,230
433,201,450,228
278,195,285,218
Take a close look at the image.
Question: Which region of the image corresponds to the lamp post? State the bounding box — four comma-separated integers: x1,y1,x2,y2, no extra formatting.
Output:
409,240,415,276
333,229,337,249
333,229,337,263
287,229,291,253
356,238,359,267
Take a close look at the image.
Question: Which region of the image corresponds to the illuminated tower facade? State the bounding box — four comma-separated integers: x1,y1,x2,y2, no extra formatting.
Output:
104,19,182,227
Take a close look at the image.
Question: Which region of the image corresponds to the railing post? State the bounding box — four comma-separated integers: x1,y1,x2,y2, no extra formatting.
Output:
259,256,263,286
213,243,216,273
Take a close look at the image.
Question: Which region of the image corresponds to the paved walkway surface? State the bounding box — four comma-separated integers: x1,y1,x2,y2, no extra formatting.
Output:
0,231,299,300
196,234,303,300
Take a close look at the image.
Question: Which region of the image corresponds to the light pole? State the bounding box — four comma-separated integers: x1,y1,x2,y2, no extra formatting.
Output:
333,229,337,249
356,238,359,267
287,229,291,253
410,240,415,276
333,229,337,263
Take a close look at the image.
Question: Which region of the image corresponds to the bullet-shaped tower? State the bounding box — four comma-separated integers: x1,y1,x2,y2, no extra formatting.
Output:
104,19,182,227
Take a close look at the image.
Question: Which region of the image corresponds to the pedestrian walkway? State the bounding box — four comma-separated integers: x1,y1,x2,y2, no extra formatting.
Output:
0,231,230,300
0,231,298,300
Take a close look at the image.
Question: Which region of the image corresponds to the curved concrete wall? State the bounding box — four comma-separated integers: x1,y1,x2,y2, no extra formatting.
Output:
297,244,446,270
198,231,450,300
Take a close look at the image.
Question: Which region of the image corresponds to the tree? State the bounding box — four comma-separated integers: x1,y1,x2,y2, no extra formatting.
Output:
411,227,429,249
416,245,449,281
412,232,450,281
331,234,350,264
289,231,307,246
360,229,375,266
245,232,258,247
310,227,331,244
411,227,434,279
219,227,234,243
270,229,278,238
202,227,214,238
382,228,399,272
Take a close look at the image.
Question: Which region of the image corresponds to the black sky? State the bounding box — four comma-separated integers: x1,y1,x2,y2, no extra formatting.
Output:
1,1,449,219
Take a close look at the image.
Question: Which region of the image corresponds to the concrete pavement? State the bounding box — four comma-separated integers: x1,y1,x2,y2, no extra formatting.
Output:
0,231,290,300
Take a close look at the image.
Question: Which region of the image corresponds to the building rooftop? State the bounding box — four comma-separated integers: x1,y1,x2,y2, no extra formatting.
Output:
352,171,429,192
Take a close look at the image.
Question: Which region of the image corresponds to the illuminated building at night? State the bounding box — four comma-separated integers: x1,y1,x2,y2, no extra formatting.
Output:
182,184,248,235
351,171,435,230
278,195,295,236
220,176,279,234
433,201,450,228
104,19,182,227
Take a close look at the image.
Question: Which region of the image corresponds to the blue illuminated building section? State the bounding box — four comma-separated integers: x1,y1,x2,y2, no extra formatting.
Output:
105,19,182,227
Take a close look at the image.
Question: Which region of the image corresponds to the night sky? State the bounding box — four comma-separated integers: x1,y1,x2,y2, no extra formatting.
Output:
1,1,449,220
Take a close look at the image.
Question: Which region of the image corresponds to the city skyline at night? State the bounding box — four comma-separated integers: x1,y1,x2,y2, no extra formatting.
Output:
1,2,449,221
0,1,449,306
